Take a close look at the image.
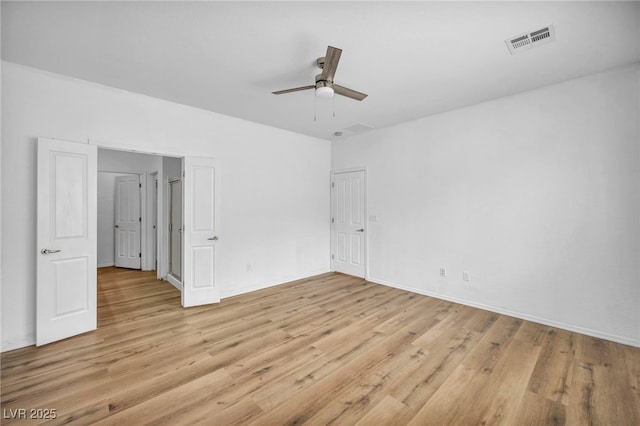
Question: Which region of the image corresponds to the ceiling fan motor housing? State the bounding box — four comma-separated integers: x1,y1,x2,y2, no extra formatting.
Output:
315,56,333,90
315,74,333,89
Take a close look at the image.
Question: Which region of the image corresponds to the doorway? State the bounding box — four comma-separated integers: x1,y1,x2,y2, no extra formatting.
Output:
168,178,182,285
97,171,143,269
37,139,220,346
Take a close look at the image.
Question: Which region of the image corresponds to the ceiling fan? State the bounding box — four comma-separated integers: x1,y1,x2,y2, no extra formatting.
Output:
272,46,368,101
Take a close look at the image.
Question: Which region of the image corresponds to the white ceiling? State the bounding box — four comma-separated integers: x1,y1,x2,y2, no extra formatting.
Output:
2,1,639,141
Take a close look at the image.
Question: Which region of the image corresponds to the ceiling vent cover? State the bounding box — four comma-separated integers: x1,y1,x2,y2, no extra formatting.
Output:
506,24,555,55
344,123,374,133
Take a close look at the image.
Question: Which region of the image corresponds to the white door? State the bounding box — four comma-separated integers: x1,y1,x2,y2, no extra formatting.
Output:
37,137,97,346
331,170,366,278
114,175,141,269
182,157,220,307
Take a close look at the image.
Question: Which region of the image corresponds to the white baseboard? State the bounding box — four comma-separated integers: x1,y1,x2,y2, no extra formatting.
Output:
368,276,640,348
166,274,182,290
97,263,115,268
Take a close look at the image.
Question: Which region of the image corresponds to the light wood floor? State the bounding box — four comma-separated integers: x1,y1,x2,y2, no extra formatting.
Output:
1,268,639,425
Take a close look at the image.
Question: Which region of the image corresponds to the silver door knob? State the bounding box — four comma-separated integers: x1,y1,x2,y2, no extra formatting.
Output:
208,236,219,241
41,249,61,255
356,229,364,232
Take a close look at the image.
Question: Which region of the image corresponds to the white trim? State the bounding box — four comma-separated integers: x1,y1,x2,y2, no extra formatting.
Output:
146,172,159,275
166,274,182,291
331,166,368,175
139,173,148,270
368,276,640,348
98,263,115,268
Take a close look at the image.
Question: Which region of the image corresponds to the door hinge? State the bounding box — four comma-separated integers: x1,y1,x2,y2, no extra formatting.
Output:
139,183,142,188
331,182,335,188
139,217,142,222
331,254,335,260
139,253,141,258
331,217,334,223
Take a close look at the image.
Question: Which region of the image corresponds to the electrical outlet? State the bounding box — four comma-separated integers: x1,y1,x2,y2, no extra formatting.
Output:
463,271,471,281
439,267,446,277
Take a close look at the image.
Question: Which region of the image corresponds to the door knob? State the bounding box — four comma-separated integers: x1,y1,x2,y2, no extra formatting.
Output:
356,229,364,232
114,225,119,228
41,249,61,255
208,236,219,241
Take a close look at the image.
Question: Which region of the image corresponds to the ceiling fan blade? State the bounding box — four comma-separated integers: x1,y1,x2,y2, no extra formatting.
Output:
334,84,368,101
272,85,315,95
320,46,342,82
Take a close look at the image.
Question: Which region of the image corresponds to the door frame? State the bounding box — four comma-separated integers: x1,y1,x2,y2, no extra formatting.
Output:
92,141,187,279
99,170,147,269
167,177,183,288
94,141,221,301
147,172,159,276
330,167,368,279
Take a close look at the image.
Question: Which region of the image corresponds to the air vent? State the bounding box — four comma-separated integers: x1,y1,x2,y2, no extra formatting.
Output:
344,123,374,133
505,24,555,55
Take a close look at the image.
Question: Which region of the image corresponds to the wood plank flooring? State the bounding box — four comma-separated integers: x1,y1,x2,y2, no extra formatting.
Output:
2,267,639,425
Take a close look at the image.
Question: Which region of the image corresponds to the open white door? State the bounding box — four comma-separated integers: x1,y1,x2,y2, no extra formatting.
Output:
114,174,141,269
37,138,97,346
331,170,366,278
182,156,220,307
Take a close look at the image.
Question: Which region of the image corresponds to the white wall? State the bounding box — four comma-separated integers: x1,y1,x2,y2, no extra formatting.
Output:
1,62,331,351
333,65,640,347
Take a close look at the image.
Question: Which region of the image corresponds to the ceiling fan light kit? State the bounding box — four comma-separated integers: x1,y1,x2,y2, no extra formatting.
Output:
273,46,368,101
315,84,334,99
